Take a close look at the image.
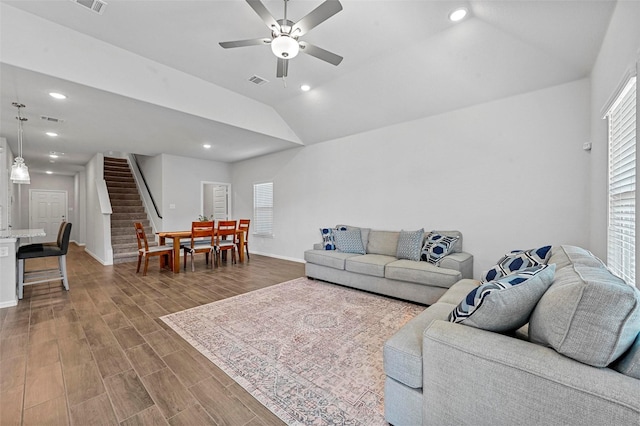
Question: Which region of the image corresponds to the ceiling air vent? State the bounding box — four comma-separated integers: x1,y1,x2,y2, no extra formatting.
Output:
70,0,107,15
40,115,65,123
249,75,269,86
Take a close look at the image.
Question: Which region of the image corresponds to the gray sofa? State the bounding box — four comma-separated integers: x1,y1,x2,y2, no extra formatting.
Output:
304,226,473,305
383,245,640,426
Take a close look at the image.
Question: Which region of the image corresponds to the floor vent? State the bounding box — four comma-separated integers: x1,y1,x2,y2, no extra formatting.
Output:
249,75,269,85
70,0,107,15
40,115,65,123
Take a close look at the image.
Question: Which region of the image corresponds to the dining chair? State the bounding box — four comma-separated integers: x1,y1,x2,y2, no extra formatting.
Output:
211,220,238,267
182,221,214,272
18,221,66,252
134,222,173,276
17,222,72,299
238,219,250,261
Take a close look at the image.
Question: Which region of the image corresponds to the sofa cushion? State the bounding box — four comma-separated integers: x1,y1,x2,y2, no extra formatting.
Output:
384,302,455,389
366,230,399,256
449,264,555,332
482,245,552,282
303,250,360,270
421,232,459,264
529,246,640,367
612,333,640,379
386,260,462,289
345,254,396,277
334,229,366,254
396,229,424,261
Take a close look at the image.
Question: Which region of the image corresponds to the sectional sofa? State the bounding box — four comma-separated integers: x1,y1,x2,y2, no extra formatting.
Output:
383,245,640,425
304,225,473,305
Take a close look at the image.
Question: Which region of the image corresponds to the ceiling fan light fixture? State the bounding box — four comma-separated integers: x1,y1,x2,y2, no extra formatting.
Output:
271,35,299,59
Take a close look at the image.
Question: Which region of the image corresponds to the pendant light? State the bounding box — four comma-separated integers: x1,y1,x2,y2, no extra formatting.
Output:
10,102,30,185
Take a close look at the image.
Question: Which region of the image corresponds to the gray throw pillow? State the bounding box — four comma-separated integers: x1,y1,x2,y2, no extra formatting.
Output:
396,229,424,261
449,264,556,332
334,229,366,254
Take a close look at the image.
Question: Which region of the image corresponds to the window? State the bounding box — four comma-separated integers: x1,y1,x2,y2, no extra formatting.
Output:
607,76,636,285
253,182,273,237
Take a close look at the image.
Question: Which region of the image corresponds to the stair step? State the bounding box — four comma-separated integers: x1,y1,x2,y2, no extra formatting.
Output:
112,219,149,228
111,225,152,236
109,193,140,200
111,206,145,214
111,213,149,222
111,234,137,244
107,187,138,195
107,181,137,189
109,199,142,207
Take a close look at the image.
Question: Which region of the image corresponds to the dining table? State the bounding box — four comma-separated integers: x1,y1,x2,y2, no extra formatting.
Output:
157,228,246,273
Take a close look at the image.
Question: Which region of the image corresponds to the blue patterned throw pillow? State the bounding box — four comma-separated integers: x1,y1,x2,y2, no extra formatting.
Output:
482,245,552,282
334,229,366,254
319,226,347,250
397,229,424,261
421,232,459,264
449,264,556,332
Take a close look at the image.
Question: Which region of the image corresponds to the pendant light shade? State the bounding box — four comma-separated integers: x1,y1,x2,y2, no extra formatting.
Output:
10,102,30,185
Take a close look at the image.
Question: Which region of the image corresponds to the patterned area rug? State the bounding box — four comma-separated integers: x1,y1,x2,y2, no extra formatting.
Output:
161,277,424,425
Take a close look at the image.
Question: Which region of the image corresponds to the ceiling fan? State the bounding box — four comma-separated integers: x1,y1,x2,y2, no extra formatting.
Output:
219,0,343,79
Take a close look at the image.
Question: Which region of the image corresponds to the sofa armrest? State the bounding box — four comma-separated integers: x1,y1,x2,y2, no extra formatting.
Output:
438,252,473,279
422,321,640,426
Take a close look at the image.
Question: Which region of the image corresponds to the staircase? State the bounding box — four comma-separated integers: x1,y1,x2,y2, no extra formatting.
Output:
104,157,154,264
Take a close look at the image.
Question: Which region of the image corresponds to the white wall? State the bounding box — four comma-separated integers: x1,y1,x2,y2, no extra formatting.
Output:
135,153,164,231
84,153,112,264
232,79,591,277
588,1,640,264
160,154,231,231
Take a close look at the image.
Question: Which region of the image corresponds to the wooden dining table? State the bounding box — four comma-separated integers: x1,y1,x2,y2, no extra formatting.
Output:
157,228,246,273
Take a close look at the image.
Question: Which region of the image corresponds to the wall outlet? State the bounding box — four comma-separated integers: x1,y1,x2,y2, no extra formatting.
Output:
169,204,176,209
0,247,8,257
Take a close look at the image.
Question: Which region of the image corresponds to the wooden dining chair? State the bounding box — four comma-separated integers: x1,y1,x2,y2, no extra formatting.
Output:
134,222,173,276
211,220,238,267
182,221,214,271
238,219,250,261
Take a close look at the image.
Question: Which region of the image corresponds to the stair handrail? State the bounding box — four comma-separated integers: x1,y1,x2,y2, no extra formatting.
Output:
132,155,162,219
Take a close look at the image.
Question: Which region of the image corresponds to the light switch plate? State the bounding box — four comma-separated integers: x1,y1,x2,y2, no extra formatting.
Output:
0,247,8,257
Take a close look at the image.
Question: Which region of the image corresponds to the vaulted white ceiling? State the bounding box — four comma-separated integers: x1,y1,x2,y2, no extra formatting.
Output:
0,0,615,175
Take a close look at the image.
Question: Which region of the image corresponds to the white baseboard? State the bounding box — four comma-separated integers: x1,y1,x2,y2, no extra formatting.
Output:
249,251,305,264
84,248,113,266
0,299,18,308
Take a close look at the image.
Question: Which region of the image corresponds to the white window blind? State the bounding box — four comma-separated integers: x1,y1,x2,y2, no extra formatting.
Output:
253,182,273,236
607,76,636,286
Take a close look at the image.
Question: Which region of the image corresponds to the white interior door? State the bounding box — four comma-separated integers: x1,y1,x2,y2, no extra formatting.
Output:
29,190,68,244
202,182,231,222
213,185,229,221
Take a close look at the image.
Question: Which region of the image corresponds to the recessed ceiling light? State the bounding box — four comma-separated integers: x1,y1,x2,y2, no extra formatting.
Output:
46,132,58,137
49,154,59,159
449,7,468,22
49,92,67,100
46,171,53,175
203,144,212,149
301,84,311,92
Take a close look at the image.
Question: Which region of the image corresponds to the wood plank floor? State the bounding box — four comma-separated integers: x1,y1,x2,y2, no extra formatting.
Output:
0,244,305,425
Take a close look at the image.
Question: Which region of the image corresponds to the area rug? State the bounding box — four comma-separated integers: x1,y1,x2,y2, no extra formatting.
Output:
160,277,424,425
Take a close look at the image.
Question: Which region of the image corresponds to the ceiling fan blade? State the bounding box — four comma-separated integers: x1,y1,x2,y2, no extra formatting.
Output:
219,38,271,49
276,58,289,78
292,0,343,37
298,41,343,66
246,0,280,31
